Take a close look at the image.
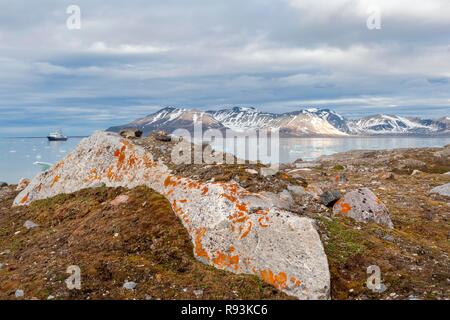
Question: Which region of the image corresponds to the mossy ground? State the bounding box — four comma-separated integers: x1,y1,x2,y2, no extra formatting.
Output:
308,146,450,300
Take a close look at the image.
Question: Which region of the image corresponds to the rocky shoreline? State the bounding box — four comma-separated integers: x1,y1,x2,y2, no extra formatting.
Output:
0,132,449,300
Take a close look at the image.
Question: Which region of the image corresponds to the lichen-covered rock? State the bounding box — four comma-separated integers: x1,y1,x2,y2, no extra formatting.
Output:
430,183,450,198
16,178,30,191
14,131,330,300
333,188,394,228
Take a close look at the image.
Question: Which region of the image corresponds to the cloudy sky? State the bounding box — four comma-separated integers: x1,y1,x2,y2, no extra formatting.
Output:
1,0,450,136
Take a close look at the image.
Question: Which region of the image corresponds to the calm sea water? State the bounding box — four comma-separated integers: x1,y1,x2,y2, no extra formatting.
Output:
0,137,83,184
1,136,449,184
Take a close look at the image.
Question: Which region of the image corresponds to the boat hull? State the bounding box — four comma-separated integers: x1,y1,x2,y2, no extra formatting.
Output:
47,136,68,141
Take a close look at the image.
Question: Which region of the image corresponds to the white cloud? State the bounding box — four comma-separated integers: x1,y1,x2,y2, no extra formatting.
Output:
88,42,170,54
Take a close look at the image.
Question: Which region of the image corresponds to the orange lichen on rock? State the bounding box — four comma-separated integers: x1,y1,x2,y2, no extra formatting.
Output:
142,154,155,168
164,176,179,188
107,166,114,180
221,193,237,203
113,145,127,167
127,154,139,167
213,250,240,271
258,216,270,228
87,168,101,182
260,270,288,289
239,220,253,240
51,175,60,188
20,194,29,204
290,276,302,287
236,203,248,212
194,228,210,261
336,199,352,214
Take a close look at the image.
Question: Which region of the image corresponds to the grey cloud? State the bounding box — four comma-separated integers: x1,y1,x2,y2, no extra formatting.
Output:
0,0,449,136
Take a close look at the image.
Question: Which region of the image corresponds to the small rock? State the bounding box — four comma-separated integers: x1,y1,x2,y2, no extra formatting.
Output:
23,220,39,230
47,295,55,300
305,184,324,198
0,182,7,188
123,281,137,290
430,183,450,197
287,185,307,197
333,188,394,228
260,167,278,177
111,194,129,206
380,172,395,180
154,131,172,142
193,289,204,298
411,170,422,176
16,178,30,191
119,128,143,139
0,263,4,269
278,163,295,171
15,289,24,298
295,162,320,169
287,168,308,178
260,190,294,210
319,190,342,207
245,169,258,175
444,172,450,176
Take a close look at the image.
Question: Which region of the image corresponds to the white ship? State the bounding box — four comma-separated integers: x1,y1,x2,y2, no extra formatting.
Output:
47,130,68,141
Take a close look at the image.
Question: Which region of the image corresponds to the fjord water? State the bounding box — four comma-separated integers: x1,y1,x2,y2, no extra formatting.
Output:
0,137,83,184
209,136,450,165
278,136,450,163
1,136,450,184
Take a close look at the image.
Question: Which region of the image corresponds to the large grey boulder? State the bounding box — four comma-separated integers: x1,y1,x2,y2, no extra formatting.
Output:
333,188,393,228
14,131,330,299
430,183,450,198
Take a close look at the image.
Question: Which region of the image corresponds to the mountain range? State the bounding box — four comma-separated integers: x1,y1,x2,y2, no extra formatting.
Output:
107,107,450,137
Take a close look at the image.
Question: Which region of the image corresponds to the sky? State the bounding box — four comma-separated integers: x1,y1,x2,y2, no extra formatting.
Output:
0,0,450,136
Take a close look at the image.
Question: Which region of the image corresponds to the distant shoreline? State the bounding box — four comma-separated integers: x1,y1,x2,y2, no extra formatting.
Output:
0,136,88,139
1,134,450,139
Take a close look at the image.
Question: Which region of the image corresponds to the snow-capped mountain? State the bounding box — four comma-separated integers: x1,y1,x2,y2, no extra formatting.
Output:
208,107,347,136
108,107,225,136
209,107,278,131
347,114,449,135
107,107,449,137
